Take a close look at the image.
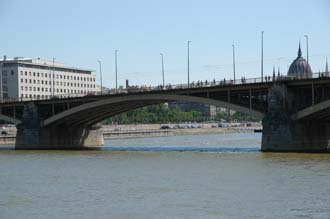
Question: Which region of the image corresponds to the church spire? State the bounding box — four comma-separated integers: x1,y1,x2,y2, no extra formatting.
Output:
298,42,302,58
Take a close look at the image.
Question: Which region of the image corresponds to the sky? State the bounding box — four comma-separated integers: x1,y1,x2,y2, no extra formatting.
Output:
0,0,329,88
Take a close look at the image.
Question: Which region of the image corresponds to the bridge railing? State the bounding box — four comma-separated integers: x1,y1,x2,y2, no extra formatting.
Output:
4,72,330,102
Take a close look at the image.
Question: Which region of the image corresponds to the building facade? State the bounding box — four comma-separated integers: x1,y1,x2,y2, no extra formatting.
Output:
0,56,97,101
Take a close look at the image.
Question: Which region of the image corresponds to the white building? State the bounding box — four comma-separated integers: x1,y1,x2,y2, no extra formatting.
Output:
0,56,97,101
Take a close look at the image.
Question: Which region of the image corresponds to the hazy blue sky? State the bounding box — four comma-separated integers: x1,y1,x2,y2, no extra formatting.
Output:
1,0,329,88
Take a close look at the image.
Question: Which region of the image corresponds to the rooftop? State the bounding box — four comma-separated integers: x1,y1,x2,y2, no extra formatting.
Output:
0,56,94,72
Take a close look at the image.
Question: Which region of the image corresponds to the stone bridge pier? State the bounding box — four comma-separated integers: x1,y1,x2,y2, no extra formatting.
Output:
15,103,104,149
262,84,330,152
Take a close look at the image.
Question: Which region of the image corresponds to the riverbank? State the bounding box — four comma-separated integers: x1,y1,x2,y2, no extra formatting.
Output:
0,122,262,144
102,122,262,139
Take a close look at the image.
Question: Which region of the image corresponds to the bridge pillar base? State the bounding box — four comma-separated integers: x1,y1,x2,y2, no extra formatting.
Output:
262,117,330,152
262,83,330,152
15,125,104,149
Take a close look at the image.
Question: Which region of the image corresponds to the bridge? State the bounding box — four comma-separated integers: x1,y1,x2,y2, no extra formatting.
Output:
1,75,330,152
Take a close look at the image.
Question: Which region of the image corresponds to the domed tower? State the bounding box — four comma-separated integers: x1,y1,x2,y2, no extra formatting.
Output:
287,43,312,78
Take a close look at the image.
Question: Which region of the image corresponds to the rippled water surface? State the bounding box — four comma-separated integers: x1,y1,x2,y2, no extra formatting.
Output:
1,133,330,219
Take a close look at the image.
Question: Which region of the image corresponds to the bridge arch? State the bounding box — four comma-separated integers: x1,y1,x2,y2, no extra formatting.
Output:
0,114,22,125
291,99,330,121
41,94,265,127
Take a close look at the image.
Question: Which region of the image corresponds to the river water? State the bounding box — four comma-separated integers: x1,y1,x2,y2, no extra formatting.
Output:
0,133,330,219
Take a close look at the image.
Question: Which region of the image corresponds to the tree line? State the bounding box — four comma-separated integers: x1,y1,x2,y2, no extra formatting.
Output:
103,103,259,124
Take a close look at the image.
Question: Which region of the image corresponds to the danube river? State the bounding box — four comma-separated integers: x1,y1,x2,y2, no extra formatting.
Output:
0,133,330,219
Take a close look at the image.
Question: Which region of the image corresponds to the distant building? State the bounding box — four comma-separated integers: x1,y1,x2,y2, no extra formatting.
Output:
168,101,229,119
287,43,312,78
0,56,97,101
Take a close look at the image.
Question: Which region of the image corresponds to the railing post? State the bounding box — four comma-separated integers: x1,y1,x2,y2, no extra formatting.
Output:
249,88,252,109
312,82,315,105
52,103,55,116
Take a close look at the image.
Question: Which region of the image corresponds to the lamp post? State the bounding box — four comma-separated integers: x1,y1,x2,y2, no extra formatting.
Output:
187,41,191,88
261,31,264,82
115,50,118,93
0,59,3,103
160,53,165,88
304,35,309,64
232,44,236,84
98,60,103,95
52,58,55,97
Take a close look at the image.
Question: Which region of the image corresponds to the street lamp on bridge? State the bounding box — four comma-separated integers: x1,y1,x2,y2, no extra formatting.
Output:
115,50,118,93
98,60,103,95
187,40,191,88
52,58,56,97
261,31,264,82
232,44,236,84
160,53,165,88
304,35,309,64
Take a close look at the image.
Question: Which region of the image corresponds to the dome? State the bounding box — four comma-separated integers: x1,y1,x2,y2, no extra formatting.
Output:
287,44,312,78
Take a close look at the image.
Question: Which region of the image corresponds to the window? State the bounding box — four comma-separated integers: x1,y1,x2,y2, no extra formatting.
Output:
29,79,32,83
37,87,40,91
20,71,23,76
42,88,44,92
37,73,40,77
25,79,28,83
29,72,31,76
33,72,35,76
25,86,28,91
45,73,47,77
21,79,23,83
25,71,28,76
21,86,23,90
11,70,14,75
33,87,36,91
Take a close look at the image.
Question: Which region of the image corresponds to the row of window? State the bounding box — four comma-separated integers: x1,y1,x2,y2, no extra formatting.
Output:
20,86,96,93
20,78,96,88
20,91,97,99
20,71,96,82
